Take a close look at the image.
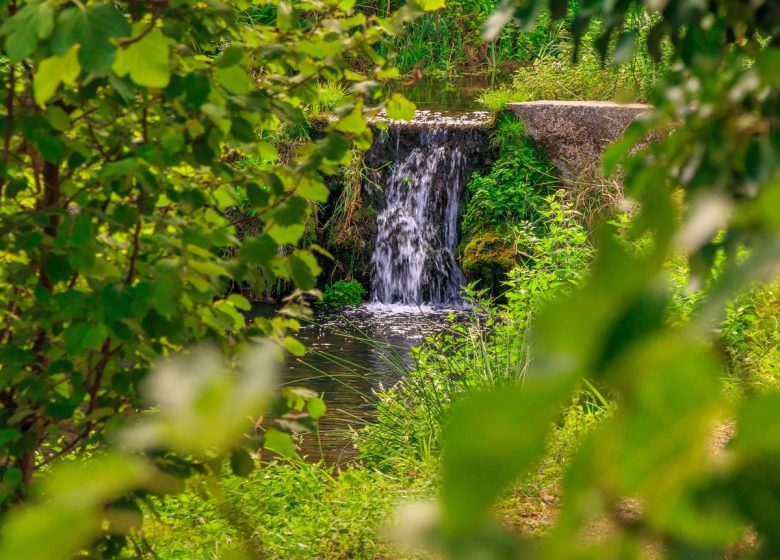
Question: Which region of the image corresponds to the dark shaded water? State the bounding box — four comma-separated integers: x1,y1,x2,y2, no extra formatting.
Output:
267,305,462,464
395,74,512,111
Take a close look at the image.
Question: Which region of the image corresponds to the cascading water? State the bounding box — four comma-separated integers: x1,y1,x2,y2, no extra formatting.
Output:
369,112,490,307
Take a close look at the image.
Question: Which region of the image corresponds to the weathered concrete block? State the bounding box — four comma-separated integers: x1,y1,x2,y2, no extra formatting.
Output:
505,100,651,181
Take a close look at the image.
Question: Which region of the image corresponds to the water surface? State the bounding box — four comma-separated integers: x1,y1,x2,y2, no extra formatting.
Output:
263,305,464,464
395,74,512,111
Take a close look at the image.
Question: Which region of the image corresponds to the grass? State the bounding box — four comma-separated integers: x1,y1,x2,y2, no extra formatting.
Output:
476,86,528,111
509,54,651,102
308,82,349,117
139,460,437,559
721,280,780,395
475,52,656,112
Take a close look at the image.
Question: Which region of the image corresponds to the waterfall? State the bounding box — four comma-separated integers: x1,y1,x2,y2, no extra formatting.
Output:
369,115,488,307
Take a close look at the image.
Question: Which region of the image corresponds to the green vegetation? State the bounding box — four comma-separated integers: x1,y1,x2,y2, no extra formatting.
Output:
462,114,557,233
2,0,780,558
321,279,368,306
0,0,426,557
431,0,780,556
142,461,435,560
460,113,560,294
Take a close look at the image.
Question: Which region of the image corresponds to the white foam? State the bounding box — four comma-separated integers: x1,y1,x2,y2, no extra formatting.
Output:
358,302,471,315
373,110,492,128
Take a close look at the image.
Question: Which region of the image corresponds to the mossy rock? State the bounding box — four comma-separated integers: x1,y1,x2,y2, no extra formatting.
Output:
461,230,517,295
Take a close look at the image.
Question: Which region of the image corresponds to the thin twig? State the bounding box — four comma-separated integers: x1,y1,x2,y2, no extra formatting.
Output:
117,13,161,48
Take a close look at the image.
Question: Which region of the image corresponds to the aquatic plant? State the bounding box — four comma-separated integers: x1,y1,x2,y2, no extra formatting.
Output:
322,279,368,306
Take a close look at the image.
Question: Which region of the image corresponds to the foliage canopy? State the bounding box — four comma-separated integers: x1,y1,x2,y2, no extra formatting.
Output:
0,0,430,556
430,0,780,558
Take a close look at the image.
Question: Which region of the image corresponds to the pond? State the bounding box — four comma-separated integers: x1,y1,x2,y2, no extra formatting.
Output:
257,304,464,465
393,73,512,111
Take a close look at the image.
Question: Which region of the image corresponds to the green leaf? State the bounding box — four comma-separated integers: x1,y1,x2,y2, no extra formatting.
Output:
100,158,141,181
101,285,134,325
45,107,71,132
53,5,130,73
0,429,21,447
43,254,71,282
1,1,55,62
63,323,107,355
273,196,308,227
216,45,244,68
289,255,315,290
320,133,350,161
246,184,270,207
732,393,780,459
442,374,575,531
264,428,299,460
112,26,171,88
34,46,81,106
0,453,152,560
227,294,251,311
268,223,305,245
334,104,368,134
306,397,326,420
415,0,445,11
152,275,181,318
229,447,255,477
215,66,253,95
613,31,637,65
482,4,513,41
2,468,22,488
386,93,416,121
282,336,306,357
184,72,211,106
240,234,277,264
296,178,329,203
83,324,108,352
70,213,94,248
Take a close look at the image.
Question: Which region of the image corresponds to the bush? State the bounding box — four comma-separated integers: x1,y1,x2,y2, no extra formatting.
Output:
322,279,368,306
142,461,435,560
460,114,558,235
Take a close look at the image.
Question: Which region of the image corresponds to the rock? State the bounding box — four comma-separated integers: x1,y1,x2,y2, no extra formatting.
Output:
505,100,651,182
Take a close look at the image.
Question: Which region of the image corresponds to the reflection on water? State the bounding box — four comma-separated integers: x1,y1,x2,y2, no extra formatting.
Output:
255,304,462,465
394,74,512,111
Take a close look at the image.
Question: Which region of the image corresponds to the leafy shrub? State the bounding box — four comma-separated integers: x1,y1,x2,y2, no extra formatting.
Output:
322,279,368,306
458,113,560,295
0,0,419,557
431,0,780,554
460,113,558,235
143,461,435,560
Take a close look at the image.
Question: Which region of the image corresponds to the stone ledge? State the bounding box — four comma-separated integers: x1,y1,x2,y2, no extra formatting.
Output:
505,100,652,181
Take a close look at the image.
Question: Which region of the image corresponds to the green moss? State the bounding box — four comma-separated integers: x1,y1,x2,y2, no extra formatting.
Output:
461,230,517,294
